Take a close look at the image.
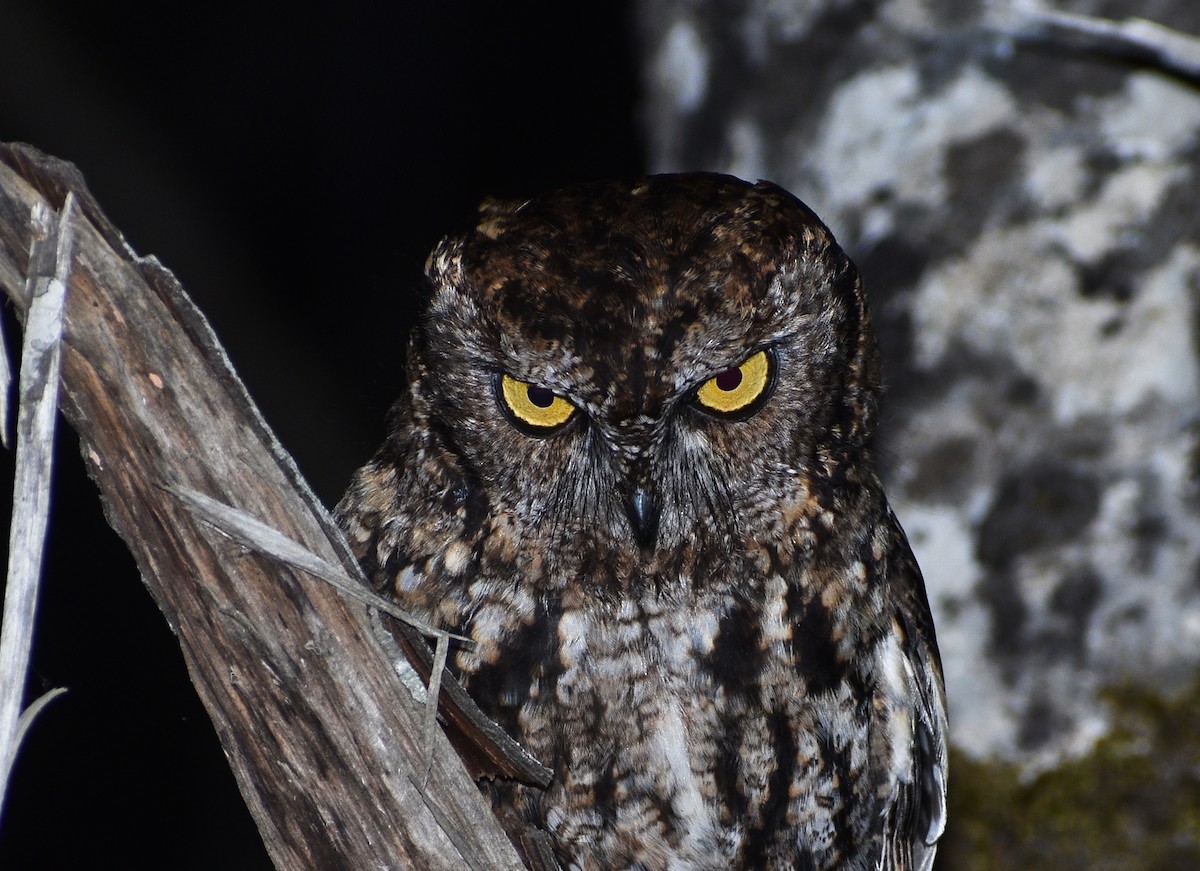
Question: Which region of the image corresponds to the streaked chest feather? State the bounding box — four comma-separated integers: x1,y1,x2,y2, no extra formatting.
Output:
448,578,903,870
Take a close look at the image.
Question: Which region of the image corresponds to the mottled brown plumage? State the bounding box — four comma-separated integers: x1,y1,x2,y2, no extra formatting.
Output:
337,173,947,870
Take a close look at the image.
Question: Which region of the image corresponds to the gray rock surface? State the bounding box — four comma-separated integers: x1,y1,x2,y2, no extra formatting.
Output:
637,0,1200,768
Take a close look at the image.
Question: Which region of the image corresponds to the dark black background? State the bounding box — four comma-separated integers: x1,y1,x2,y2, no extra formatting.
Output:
0,2,642,866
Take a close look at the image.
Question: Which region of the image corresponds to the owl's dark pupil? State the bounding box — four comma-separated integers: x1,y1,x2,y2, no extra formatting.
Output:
527,385,556,408
715,369,742,391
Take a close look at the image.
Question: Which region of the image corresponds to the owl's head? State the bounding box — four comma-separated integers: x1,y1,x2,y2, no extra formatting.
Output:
406,173,880,584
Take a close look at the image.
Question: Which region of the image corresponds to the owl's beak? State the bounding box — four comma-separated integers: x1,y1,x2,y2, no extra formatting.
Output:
625,486,661,554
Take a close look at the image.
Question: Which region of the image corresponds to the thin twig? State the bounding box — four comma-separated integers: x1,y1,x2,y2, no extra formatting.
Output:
12,688,67,753
0,309,11,449
0,195,74,820
425,633,451,785
995,9,1200,84
166,483,474,647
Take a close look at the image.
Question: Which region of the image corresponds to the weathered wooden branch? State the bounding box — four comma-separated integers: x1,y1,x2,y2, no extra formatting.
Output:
0,195,73,820
0,142,538,869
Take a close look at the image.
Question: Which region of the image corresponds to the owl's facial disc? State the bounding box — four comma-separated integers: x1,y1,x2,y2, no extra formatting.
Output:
488,347,779,557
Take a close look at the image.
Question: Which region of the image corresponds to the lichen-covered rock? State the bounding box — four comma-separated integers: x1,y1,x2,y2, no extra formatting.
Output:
637,0,1200,782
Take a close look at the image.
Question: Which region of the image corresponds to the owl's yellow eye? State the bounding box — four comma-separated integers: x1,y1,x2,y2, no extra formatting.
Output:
694,349,775,419
496,373,577,434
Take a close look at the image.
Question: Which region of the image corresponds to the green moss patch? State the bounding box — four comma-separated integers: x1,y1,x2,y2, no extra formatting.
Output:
938,678,1200,869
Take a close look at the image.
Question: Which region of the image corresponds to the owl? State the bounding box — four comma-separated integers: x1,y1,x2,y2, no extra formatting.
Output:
336,173,947,870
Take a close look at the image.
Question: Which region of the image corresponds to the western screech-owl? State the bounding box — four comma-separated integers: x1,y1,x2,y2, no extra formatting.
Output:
336,173,947,870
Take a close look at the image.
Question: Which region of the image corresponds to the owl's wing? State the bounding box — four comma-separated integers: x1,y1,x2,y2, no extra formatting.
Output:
904,613,948,871
880,537,948,871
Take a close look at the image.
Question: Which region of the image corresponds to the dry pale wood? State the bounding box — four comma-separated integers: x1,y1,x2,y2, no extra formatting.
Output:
0,281,10,449
0,195,72,820
0,142,536,870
